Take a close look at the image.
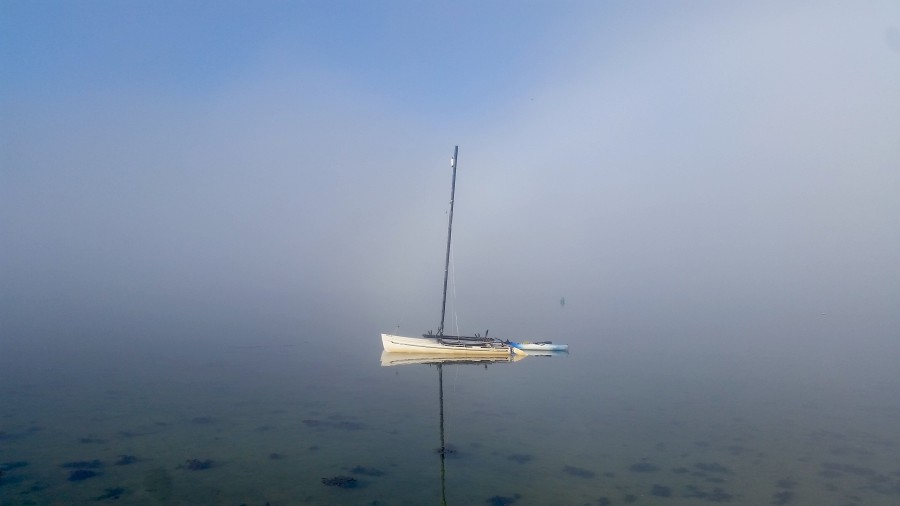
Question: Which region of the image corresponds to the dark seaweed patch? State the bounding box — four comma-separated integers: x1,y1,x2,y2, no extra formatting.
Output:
183,459,213,470
68,469,99,481
322,475,357,488
487,493,521,505
563,465,595,478
776,478,797,489
1,461,28,472
79,437,107,444
268,453,285,460
651,484,673,497
597,497,611,506
684,484,734,502
0,462,29,488
624,494,638,503
114,455,137,466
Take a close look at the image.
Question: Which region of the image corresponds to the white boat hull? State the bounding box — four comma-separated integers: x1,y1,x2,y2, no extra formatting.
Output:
381,333,512,356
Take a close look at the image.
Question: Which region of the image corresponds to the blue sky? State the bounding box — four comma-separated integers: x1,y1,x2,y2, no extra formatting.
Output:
2,1,582,118
2,1,899,354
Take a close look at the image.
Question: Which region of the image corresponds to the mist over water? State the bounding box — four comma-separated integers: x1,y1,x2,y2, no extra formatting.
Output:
2,307,899,504
3,1,900,504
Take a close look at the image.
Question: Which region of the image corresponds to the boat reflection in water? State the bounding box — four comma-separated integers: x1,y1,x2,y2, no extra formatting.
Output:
508,349,569,358
380,352,524,505
380,352,524,367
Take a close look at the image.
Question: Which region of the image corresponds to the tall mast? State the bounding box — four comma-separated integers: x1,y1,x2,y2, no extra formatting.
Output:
437,145,458,337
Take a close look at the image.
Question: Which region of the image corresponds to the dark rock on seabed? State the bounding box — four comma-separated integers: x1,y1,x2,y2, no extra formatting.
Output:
183,459,214,470
487,493,521,505
563,465,595,478
507,453,533,464
651,484,673,497
115,455,138,465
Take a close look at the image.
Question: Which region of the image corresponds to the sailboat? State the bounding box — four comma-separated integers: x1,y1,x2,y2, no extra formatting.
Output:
381,146,515,356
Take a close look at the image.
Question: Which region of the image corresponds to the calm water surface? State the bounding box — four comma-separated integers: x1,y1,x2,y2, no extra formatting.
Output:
1,321,898,505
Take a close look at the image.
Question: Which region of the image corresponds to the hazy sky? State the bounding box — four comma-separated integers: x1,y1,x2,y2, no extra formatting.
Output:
2,1,899,353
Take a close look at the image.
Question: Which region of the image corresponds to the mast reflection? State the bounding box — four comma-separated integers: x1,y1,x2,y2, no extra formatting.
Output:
380,352,521,505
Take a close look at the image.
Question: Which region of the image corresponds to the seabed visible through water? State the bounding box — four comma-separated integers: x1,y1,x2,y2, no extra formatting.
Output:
1,331,899,505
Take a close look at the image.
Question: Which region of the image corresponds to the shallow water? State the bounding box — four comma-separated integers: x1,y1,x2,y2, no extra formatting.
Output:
1,322,899,505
